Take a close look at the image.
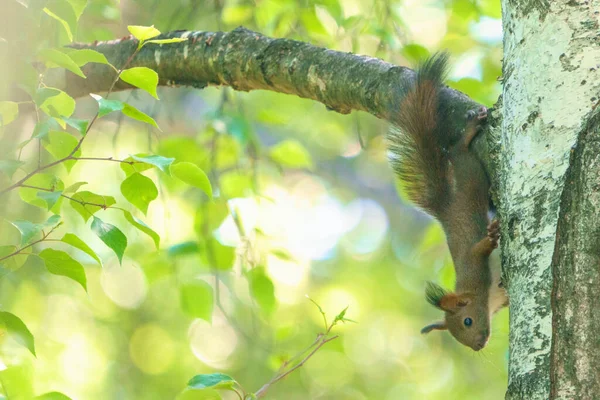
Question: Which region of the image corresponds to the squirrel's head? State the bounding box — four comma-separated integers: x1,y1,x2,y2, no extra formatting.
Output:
421,282,490,351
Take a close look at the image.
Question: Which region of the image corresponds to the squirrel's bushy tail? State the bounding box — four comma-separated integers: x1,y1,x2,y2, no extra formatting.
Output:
388,52,451,218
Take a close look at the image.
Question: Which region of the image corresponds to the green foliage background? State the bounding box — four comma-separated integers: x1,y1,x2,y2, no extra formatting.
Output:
0,0,506,399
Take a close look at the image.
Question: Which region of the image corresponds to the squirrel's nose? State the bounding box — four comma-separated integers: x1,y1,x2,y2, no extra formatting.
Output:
474,331,490,351
472,341,485,351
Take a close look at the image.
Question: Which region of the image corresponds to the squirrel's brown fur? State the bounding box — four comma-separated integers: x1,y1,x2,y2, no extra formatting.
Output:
388,53,508,351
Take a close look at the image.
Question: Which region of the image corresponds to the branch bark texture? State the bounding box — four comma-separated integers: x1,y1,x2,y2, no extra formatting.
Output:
52,27,480,142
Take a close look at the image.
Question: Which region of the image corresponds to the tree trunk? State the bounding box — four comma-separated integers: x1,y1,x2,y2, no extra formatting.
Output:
498,1,600,398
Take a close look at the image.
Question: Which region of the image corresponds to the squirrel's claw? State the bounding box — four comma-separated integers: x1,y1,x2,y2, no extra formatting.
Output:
487,219,500,248
476,106,488,121
466,106,488,122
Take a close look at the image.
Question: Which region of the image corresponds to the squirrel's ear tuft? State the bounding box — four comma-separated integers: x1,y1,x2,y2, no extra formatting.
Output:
425,282,449,309
421,321,447,334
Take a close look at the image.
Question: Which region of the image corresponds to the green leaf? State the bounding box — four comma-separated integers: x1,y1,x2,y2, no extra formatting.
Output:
61,233,102,266
123,103,160,130
120,156,153,176
122,210,160,249
9,216,60,250
157,136,207,165
66,0,87,18
0,101,19,126
401,44,430,64
120,173,158,215
167,241,199,256
43,131,81,172
300,8,328,36
38,49,85,78
36,88,76,119
219,171,251,198
88,98,157,129
247,268,276,316
194,201,229,234
128,25,161,42
90,94,123,117
43,8,73,42
19,174,64,212
145,38,188,45
130,154,174,175
171,162,212,199
10,220,43,246
120,156,153,177
120,67,159,99
33,118,61,139
0,366,33,398
0,311,35,356
333,305,356,324
63,49,109,66
63,181,87,194
180,280,213,322
69,191,116,222
0,246,29,271
269,140,313,169
187,373,236,391
204,238,234,270
36,190,63,210
35,392,72,400
0,160,25,178
62,117,89,135
0,365,33,398
45,214,61,227
91,217,127,264
39,248,87,291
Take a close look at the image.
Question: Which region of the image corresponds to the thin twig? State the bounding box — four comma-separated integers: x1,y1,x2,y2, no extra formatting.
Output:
71,156,137,164
276,333,323,372
0,47,140,196
0,223,61,263
254,335,339,398
19,184,113,210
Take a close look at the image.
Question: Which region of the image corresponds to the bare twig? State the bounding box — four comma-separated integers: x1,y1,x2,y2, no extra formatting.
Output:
0,223,62,263
19,185,114,210
254,335,339,398
71,156,138,164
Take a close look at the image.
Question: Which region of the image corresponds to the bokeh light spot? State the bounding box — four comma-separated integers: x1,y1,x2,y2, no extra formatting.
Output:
129,324,175,375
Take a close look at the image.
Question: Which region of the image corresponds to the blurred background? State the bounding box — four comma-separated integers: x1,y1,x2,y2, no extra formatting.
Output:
0,0,506,399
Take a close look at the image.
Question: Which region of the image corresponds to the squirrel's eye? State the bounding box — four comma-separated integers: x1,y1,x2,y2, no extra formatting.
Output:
464,318,473,327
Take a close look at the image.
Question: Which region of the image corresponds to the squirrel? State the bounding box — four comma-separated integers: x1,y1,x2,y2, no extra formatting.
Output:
387,52,508,351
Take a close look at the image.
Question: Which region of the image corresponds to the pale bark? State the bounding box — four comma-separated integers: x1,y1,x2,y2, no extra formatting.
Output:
498,1,600,399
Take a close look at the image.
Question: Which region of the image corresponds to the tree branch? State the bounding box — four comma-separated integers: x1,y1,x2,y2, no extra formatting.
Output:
40,28,480,134
0,222,61,263
254,334,339,398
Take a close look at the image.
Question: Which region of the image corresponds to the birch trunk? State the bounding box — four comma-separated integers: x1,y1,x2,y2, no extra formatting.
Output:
498,1,600,398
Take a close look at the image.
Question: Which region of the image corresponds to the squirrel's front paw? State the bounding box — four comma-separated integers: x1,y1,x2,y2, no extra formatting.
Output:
487,219,500,248
466,106,488,122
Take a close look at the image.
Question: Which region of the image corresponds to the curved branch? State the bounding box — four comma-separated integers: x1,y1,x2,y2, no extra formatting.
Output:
41,27,480,136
